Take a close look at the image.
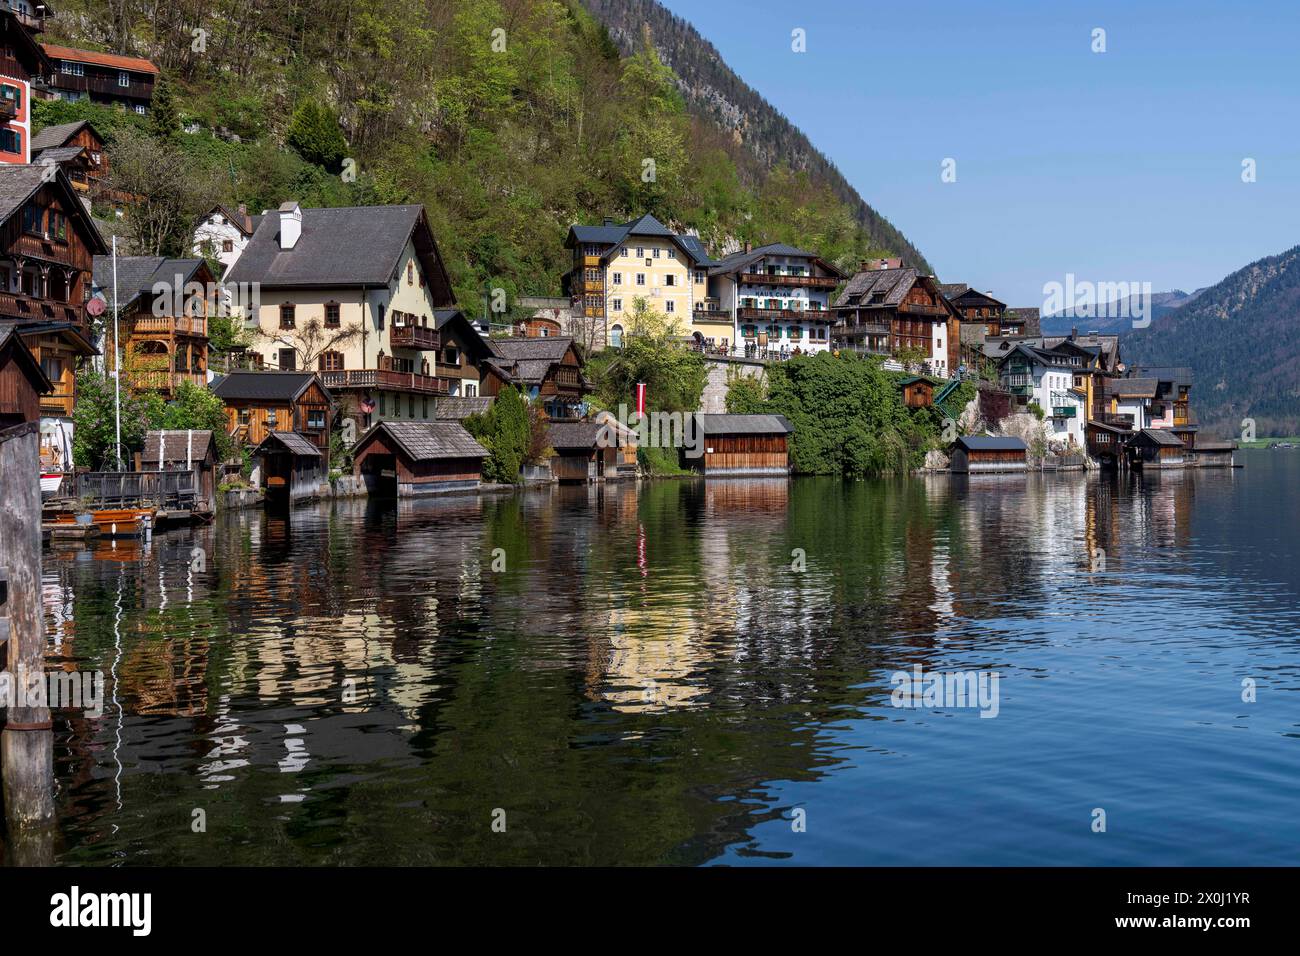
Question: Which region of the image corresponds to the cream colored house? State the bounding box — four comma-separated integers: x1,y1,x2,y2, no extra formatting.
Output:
565,214,719,350
225,202,482,430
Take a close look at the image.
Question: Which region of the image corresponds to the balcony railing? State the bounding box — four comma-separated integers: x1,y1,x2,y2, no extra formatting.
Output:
898,303,948,317
133,314,208,337
389,324,441,350
320,368,450,395
1099,412,1135,429
692,308,730,323
832,320,891,336
737,307,831,321
131,370,208,393
739,272,838,289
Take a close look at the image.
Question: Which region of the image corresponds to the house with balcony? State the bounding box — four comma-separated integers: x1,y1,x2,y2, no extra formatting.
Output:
39,43,157,113
29,119,109,195
0,163,105,471
91,255,215,397
224,202,458,431
563,214,713,351
1128,366,1196,449
0,6,52,164
432,307,493,397
996,342,1088,447
706,242,846,358
832,261,962,378
480,336,587,420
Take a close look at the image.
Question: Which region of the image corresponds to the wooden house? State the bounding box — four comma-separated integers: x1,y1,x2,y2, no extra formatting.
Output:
1193,439,1236,468
30,120,109,194
0,323,49,429
546,420,634,482
252,430,326,505
92,256,216,398
0,6,50,164
480,335,587,420
39,43,158,114
1130,428,1185,468
352,420,488,497
690,414,794,477
0,163,107,471
433,307,493,397
140,429,216,512
211,370,333,454
950,435,1027,474
832,263,961,378
1085,419,1129,467
898,375,937,408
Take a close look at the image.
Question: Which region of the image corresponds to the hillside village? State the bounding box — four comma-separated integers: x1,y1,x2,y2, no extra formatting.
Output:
0,2,1241,529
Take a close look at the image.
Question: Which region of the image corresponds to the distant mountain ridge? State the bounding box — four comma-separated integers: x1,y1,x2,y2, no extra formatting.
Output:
1124,245,1300,435
1040,289,1204,336
580,0,932,273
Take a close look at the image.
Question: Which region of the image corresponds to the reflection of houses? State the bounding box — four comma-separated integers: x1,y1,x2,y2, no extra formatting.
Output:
92,255,214,397
30,119,109,194
352,420,487,496
225,202,458,428
0,323,49,427
480,336,587,420
706,242,846,358
690,414,793,477
211,370,333,453
950,435,1027,474
832,260,961,377
0,164,106,471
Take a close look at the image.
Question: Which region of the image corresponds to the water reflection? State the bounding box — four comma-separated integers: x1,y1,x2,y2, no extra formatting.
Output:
15,454,1300,866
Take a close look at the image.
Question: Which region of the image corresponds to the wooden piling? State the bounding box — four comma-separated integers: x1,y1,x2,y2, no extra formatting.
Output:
0,421,55,831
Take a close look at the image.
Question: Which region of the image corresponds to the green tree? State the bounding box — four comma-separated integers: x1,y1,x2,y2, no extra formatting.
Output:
286,100,347,169
588,298,706,414
162,381,235,461
465,386,529,482
149,75,180,139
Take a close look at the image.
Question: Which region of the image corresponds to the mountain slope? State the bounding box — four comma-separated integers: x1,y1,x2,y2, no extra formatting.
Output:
1040,289,1204,336
1125,246,1300,435
581,0,932,273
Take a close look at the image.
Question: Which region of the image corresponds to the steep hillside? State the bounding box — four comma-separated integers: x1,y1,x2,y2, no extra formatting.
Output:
1125,246,1300,435
580,0,932,273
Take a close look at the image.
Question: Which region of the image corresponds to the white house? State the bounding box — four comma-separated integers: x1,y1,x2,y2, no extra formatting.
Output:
192,203,261,272
997,343,1087,447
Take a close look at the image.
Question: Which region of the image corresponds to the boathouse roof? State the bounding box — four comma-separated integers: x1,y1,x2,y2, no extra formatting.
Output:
254,430,322,457
1135,429,1184,447
211,371,328,403
694,414,794,435
359,421,487,461
955,435,1027,452
142,429,215,464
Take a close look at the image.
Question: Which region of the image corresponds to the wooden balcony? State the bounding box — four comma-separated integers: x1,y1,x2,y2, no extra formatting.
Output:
45,72,155,102
320,368,450,395
0,291,86,326
898,303,948,317
389,324,441,350
131,370,208,394
553,367,583,391
583,306,604,318
0,99,16,121
582,279,604,292
693,308,730,324
739,272,838,289
738,307,831,322
133,315,208,337
40,391,76,417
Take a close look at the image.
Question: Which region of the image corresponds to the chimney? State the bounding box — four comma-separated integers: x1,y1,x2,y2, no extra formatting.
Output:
278,201,302,250
603,216,615,226
744,240,752,254
238,202,250,232
1070,326,1077,340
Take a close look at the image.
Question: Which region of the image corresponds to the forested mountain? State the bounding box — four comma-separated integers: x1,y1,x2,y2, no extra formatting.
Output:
39,0,923,311
581,0,931,274
1125,245,1300,435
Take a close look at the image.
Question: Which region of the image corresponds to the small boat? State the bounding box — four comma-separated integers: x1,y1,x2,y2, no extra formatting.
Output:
40,471,64,495
53,508,155,538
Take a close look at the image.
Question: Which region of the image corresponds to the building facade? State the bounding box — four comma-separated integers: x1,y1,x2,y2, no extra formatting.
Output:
833,262,962,378
40,43,157,113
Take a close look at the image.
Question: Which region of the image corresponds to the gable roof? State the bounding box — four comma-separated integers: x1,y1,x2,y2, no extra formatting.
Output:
33,145,86,165
566,214,710,265
41,43,158,75
30,120,101,153
708,242,846,280
1135,428,1184,447
141,430,214,464
694,413,794,435
210,371,327,404
254,430,322,457
91,256,211,310
200,203,257,236
224,204,453,302
947,287,1006,308
434,396,494,420
956,435,1027,451
1112,378,1159,399
548,421,606,449
0,165,107,256
2,12,53,76
433,308,493,362
0,325,53,393
939,283,969,300
358,420,487,461
484,336,582,387
834,267,952,313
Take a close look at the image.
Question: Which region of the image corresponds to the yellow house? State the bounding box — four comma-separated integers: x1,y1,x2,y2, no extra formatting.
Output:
565,214,721,350
225,203,489,432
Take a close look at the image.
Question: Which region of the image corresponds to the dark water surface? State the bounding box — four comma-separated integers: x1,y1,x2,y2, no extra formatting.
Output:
19,451,1300,865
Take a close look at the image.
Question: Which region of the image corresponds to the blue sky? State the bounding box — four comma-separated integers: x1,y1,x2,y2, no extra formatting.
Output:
658,0,1299,305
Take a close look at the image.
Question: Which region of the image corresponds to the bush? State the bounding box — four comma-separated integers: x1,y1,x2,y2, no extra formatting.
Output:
287,100,347,170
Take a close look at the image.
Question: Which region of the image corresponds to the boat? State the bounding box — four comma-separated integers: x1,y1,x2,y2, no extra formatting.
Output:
51,508,155,538
40,471,64,495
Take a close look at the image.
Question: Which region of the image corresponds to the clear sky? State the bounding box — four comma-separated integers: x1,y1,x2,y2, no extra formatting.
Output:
657,0,1298,305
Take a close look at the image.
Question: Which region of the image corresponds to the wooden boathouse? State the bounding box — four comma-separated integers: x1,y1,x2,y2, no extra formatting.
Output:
950,435,1028,474
0,327,51,430
352,420,487,496
139,429,217,512
689,414,794,477
1193,439,1237,468
548,422,615,482
252,431,327,504
1130,428,1185,468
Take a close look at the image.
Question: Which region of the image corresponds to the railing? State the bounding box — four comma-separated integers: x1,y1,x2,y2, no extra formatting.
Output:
1100,413,1135,428
739,272,838,289
738,307,829,321
131,370,207,393
75,470,206,510
0,100,16,120
44,72,155,100
0,291,85,325
389,324,441,350
553,367,582,390
832,321,891,336
40,392,75,417
692,308,730,322
1003,374,1033,387
133,314,208,336
320,368,450,395
898,303,948,317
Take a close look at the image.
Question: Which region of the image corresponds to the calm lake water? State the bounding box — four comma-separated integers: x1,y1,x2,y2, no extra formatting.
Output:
14,450,1300,865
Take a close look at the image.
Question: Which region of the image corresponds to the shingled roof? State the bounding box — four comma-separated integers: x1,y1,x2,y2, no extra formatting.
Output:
30,120,97,153
834,267,920,309
566,214,711,265
142,430,214,464
0,165,106,256
91,256,210,310
224,204,453,302
694,414,794,435
1112,378,1159,399
360,421,487,461
211,371,326,403
254,430,322,457
434,396,494,420
956,435,1027,452
708,242,846,279
1135,428,1184,447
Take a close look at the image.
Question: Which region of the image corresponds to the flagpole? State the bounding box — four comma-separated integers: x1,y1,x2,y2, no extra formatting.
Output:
112,234,121,468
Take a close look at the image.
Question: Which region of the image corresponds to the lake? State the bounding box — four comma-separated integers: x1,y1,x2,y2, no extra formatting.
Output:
17,450,1300,865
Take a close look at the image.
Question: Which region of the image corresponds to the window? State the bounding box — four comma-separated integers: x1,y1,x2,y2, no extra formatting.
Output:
379,394,386,416
306,409,326,430
422,397,429,418
665,301,675,313
611,298,622,312
612,272,622,285
610,324,624,348
61,61,84,76
133,104,146,115
325,302,340,327
695,272,705,284
377,302,386,330
279,303,295,328
238,408,251,426
635,247,644,258
0,84,20,111
443,347,459,365
21,203,41,235
48,210,66,242
41,356,64,383
266,408,278,426
666,249,675,259
407,261,414,285
653,248,661,258
665,274,676,287
278,349,296,370
408,395,415,418
465,383,477,397
318,351,343,371
221,239,233,253
119,71,130,87
636,273,646,286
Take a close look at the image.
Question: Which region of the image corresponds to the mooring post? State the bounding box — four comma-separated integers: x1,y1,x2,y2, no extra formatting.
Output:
0,421,56,832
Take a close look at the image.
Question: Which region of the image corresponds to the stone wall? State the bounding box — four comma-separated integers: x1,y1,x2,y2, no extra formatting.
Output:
700,358,767,414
